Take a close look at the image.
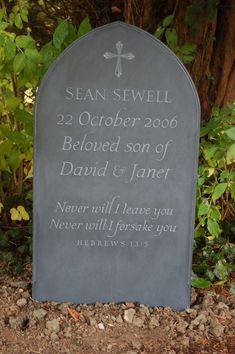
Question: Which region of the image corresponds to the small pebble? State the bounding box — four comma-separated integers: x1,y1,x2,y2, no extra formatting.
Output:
16,298,27,307
98,322,105,330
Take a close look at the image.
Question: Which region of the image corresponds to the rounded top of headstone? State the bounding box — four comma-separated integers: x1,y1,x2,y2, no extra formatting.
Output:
37,21,200,125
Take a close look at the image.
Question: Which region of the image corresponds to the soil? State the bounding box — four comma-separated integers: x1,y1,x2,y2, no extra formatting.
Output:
0,270,235,354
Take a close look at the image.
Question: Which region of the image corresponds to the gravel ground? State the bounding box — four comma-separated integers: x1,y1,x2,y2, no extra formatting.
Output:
0,272,235,354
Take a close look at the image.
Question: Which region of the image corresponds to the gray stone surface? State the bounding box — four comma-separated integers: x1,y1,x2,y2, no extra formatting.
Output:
33,22,200,309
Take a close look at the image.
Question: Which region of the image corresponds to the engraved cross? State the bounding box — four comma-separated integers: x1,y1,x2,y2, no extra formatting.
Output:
104,41,135,78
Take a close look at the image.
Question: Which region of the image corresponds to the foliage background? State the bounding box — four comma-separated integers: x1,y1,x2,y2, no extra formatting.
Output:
0,0,234,291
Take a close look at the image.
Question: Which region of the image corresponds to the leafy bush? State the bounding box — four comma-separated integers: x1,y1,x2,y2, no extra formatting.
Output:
0,4,91,272
193,104,235,287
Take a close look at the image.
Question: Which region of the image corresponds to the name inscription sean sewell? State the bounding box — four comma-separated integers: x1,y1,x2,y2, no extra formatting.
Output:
65,87,172,103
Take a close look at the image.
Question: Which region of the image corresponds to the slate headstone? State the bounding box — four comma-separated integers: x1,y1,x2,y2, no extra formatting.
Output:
33,22,200,310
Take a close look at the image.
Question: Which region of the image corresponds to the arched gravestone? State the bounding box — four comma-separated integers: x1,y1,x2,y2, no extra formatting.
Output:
33,22,200,310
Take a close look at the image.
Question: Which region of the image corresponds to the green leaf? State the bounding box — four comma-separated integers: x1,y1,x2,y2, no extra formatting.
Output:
20,8,28,22
231,183,235,200
207,218,220,237
214,260,228,281
15,109,33,124
0,21,8,30
198,202,210,216
225,127,235,141
0,8,6,21
13,52,25,73
179,43,197,54
5,39,16,61
5,97,21,111
220,170,229,180
154,27,164,39
180,54,194,63
165,29,178,48
0,126,27,146
15,35,35,49
162,14,174,28
25,48,42,63
230,284,235,295
53,20,69,49
209,208,221,221
212,183,227,201
15,109,33,136
0,156,8,171
226,143,235,164
8,150,21,171
23,57,36,82
15,13,23,29
78,17,92,37
191,277,211,288
0,140,13,156
203,146,218,161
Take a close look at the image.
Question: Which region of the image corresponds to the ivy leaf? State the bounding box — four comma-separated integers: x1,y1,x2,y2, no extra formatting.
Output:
212,183,227,201
78,17,91,37
20,8,28,23
209,208,221,221
5,97,21,111
8,150,21,171
207,218,220,237
53,21,69,49
5,39,16,61
179,54,194,63
226,143,235,164
0,21,9,30
230,284,235,295
15,35,35,49
0,157,8,171
179,43,197,54
214,260,228,281
13,52,26,73
220,170,229,180
0,126,27,146
231,183,235,200
191,277,211,288
225,127,235,141
154,27,164,39
204,146,218,161
165,29,178,48
0,8,6,21
0,140,13,156
15,109,33,136
25,48,42,63
198,202,210,216
162,14,174,27
15,13,23,29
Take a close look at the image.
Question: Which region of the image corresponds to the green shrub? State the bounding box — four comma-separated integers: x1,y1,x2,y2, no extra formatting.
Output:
0,4,90,272
193,104,235,288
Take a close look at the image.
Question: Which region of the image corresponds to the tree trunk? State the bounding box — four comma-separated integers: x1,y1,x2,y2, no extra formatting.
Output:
122,0,235,120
